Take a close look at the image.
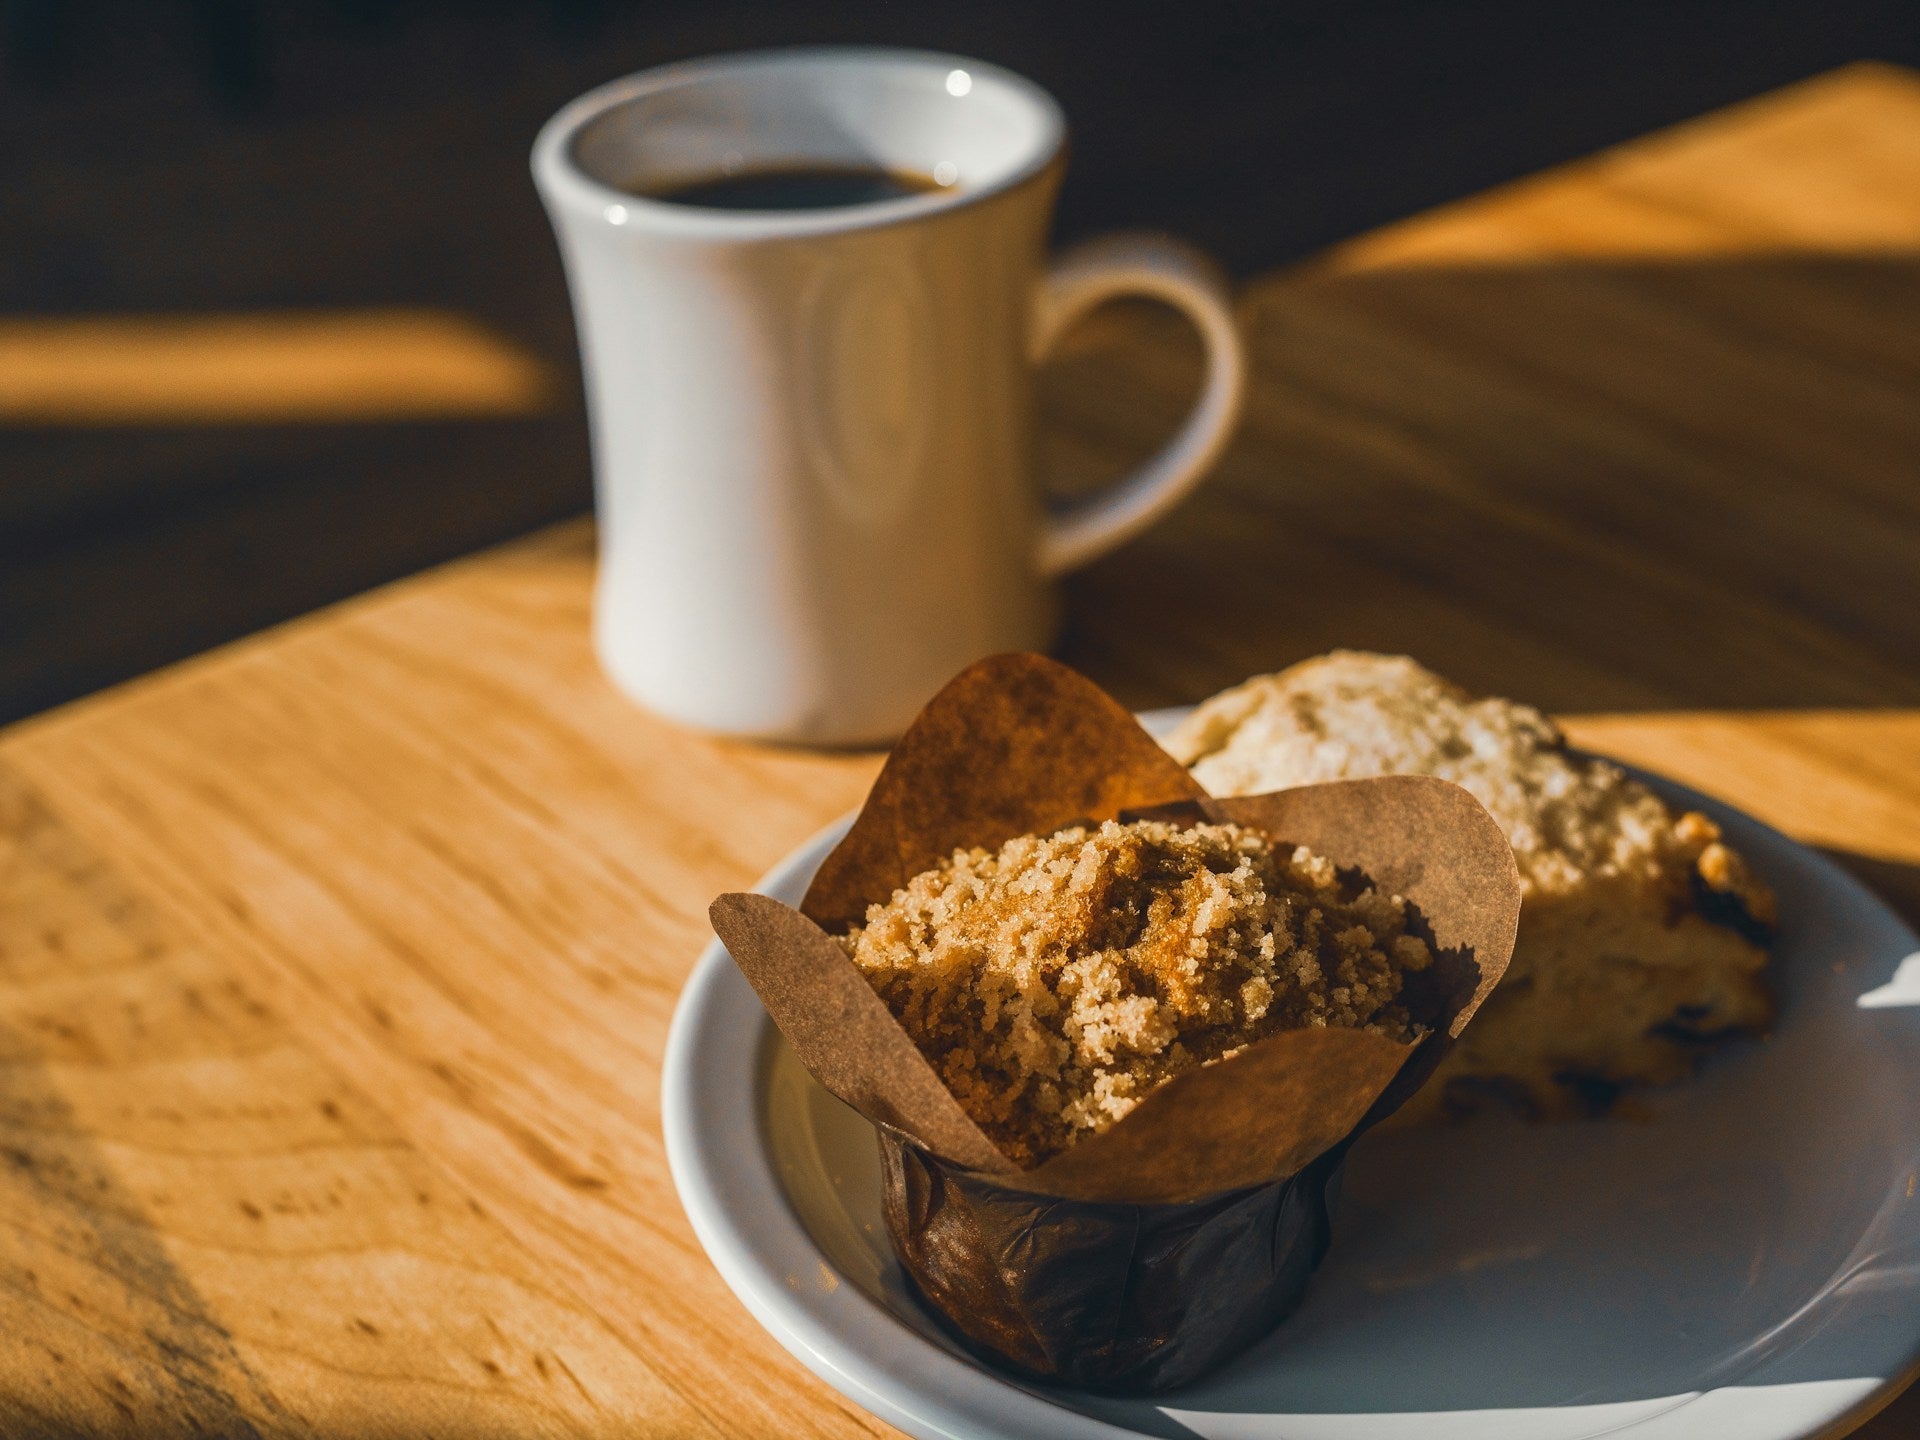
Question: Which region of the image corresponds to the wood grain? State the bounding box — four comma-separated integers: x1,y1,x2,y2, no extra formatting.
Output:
4,61,1920,1438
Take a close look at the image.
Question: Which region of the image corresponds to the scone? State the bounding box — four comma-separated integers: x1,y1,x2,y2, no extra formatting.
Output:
1166,652,1775,1118
839,817,1434,1164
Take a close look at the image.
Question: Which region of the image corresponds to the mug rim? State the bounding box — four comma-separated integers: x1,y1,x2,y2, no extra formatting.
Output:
531,45,1068,240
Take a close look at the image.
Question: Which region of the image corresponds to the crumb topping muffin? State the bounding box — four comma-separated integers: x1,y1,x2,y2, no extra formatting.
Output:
839,818,1431,1166
1167,651,1776,1117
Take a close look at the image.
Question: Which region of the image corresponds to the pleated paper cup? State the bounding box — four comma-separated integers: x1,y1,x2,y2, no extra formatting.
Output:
711,654,1520,1391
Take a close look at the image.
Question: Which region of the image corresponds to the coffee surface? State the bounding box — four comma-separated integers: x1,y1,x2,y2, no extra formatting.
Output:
635,164,946,211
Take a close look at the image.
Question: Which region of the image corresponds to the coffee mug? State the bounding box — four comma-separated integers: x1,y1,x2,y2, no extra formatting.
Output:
534,47,1245,744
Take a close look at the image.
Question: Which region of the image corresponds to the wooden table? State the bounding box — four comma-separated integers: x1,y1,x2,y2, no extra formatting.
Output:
5,60,1919,1439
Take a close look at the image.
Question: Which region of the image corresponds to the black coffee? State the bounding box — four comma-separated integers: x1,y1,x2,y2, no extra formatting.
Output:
636,164,947,211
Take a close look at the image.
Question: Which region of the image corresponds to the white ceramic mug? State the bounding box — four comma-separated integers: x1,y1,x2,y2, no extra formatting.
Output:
534,47,1245,744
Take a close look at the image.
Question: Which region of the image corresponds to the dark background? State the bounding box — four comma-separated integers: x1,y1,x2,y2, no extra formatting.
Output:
4,0,1918,726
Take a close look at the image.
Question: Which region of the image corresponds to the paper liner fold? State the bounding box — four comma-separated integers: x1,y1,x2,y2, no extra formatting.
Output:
707,653,1523,1389
800,651,1206,934
710,893,1008,1174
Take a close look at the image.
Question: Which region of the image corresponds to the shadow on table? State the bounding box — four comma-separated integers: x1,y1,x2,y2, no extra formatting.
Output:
0,1021,289,1438
1857,1371,1920,1439
1047,251,1920,716
5,249,1917,733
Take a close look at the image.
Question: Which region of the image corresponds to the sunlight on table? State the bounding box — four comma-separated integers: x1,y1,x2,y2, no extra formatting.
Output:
0,308,556,425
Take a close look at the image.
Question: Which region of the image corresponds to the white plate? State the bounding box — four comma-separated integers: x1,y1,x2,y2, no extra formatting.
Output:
663,710,1920,1440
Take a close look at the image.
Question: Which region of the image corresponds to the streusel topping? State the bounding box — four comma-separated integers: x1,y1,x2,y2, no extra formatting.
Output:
839,818,1430,1166
1169,651,1775,923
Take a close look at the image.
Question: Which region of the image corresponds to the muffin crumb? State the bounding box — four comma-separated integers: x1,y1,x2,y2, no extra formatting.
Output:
839,818,1430,1166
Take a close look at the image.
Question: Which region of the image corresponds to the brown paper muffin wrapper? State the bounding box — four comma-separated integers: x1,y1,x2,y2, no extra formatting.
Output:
710,654,1520,1392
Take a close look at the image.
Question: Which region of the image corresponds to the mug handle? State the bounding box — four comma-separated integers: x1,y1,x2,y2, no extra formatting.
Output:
1031,232,1247,578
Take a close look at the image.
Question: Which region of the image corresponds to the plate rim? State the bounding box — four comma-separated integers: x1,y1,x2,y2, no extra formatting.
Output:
662,711,1920,1440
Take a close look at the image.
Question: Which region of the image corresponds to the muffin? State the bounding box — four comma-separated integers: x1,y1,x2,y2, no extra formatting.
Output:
839,817,1434,1164
1166,651,1775,1117
711,650,1522,1392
